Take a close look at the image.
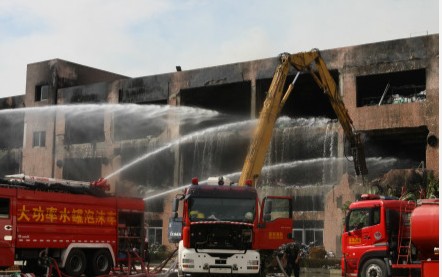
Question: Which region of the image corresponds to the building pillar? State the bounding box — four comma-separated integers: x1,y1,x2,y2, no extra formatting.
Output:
250,78,257,118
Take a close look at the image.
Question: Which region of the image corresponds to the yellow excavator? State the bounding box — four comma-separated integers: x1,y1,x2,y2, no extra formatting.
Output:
239,49,367,186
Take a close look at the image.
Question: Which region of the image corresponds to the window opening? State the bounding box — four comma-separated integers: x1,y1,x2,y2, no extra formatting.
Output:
293,195,324,211
35,85,49,101
292,228,323,245
32,131,46,147
147,198,164,213
293,220,324,245
65,112,104,144
147,219,163,245
62,158,101,181
356,69,426,107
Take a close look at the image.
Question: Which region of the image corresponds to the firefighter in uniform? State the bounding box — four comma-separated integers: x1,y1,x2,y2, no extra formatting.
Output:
284,243,301,277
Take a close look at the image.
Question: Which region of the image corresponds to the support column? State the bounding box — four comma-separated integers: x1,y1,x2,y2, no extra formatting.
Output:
250,78,257,118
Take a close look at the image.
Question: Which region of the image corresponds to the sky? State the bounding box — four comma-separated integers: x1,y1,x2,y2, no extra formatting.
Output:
0,0,439,98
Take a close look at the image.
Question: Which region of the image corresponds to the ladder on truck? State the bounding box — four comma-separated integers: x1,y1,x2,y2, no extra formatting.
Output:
396,201,414,264
2,174,110,196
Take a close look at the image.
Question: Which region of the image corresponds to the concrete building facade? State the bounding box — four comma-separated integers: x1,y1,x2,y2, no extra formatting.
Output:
0,34,438,255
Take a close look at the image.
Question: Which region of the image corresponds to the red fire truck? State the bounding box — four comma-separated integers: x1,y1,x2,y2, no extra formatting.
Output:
341,194,439,277
168,177,293,276
0,174,146,277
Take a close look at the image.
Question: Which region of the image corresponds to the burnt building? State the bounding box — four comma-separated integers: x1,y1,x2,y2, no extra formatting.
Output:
0,34,438,255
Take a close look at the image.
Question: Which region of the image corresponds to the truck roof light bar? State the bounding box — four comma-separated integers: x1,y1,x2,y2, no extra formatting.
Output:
360,194,380,200
359,194,399,201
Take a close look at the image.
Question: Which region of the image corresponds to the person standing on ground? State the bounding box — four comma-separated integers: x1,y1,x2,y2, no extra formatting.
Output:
284,243,301,277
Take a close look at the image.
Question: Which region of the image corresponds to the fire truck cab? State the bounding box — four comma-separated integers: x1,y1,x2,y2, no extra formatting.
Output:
342,194,439,277
169,177,293,276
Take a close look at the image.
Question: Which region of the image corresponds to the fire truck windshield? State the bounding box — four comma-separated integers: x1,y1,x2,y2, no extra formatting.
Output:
189,197,255,222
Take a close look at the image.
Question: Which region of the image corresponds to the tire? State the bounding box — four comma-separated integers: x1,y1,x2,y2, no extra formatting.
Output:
64,249,87,276
87,249,113,276
361,258,387,277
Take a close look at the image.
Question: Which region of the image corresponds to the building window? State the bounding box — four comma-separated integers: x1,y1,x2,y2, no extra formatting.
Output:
147,198,164,213
356,69,426,107
65,112,105,144
35,85,49,101
293,220,324,245
62,158,101,181
147,219,163,245
293,228,324,246
293,195,324,211
32,131,46,147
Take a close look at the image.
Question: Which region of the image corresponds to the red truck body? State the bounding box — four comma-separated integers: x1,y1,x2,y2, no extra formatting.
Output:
0,183,145,276
341,194,439,277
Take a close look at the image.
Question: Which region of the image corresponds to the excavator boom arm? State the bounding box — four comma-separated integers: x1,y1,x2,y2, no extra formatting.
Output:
289,50,367,176
289,51,354,144
239,50,367,186
238,54,291,186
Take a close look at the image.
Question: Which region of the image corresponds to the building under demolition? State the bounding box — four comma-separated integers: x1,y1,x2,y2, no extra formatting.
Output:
0,34,438,255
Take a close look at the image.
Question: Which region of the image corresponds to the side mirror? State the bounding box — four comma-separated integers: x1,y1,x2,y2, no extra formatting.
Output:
264,199,272,214
172,198,179,219
168,217,182,243
263,199,272,222
264,214,271,222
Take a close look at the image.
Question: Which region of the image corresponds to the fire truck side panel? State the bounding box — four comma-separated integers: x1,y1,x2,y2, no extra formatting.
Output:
15,189,118,253
0,186,145,270
16,224,117,248
421,260,439,276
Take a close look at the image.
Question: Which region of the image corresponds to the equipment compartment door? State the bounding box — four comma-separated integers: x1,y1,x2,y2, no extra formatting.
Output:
254,196,293,250
0,190,15,266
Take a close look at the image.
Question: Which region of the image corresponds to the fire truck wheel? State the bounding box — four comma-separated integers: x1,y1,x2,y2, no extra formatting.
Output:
64,249,87,276
87,249,113,276
361,258,387,277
